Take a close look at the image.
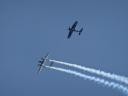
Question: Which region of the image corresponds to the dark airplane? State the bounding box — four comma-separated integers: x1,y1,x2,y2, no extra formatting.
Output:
37,53,53,74
67,21,83,39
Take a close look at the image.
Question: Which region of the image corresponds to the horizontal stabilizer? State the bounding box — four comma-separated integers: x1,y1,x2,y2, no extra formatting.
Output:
79,28,83,35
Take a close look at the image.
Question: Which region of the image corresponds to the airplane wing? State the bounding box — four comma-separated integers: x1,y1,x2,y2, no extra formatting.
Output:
41,53,49,61
71,21,78,29
37,63,45,74
44,52,49,59
67,30,73,39
37,65,42,74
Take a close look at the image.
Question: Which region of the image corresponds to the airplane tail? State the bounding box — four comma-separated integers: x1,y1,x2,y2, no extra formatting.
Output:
79,28,83,35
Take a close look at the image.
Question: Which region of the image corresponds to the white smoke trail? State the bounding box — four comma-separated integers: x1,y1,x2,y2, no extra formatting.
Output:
50,59,128,85
45,65,128,96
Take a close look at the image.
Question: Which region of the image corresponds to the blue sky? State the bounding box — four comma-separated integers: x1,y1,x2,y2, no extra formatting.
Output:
1,0,128,96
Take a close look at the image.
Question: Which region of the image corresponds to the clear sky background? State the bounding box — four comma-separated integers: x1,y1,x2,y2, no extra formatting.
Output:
1,0,128,96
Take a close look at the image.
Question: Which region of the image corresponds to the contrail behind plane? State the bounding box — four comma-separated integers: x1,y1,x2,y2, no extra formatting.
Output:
50,59,128,85
45,66,128,96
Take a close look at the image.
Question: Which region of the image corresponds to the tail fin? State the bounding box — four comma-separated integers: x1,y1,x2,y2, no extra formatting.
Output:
79,28,83,35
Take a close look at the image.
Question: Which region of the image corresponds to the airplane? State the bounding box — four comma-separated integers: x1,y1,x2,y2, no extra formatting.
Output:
67,21,83,39
37,53,53,74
